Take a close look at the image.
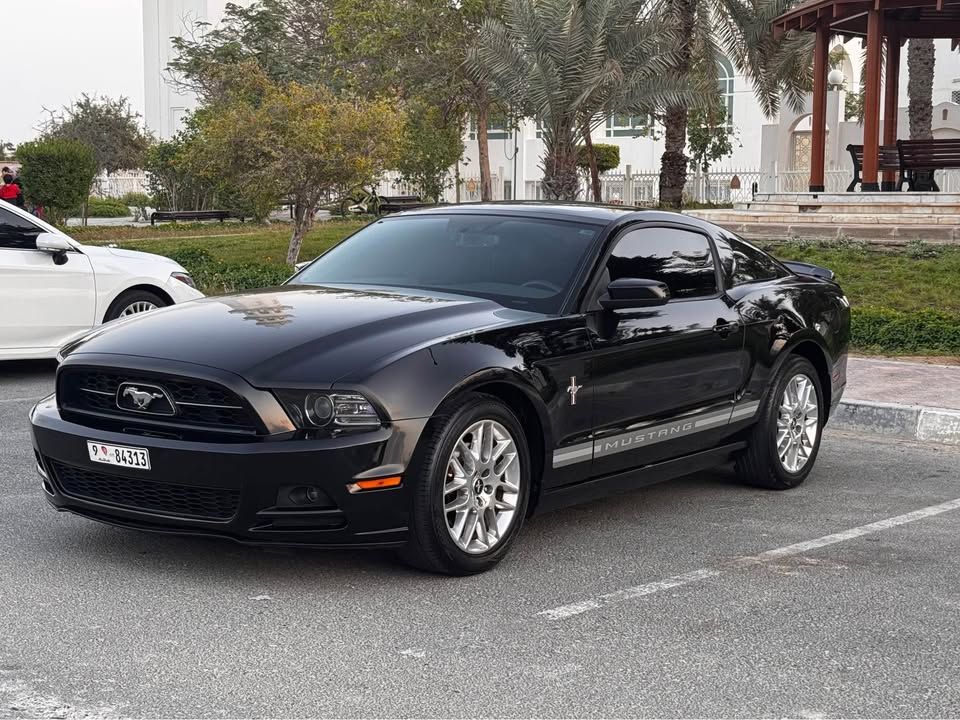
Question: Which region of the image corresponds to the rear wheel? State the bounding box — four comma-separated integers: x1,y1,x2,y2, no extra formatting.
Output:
735,355,824,490
402,394,530,575
104,289,168,322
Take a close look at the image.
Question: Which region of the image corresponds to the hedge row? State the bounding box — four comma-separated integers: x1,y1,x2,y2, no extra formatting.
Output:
164,248,960,355
165,248,292,295
852,306,960,355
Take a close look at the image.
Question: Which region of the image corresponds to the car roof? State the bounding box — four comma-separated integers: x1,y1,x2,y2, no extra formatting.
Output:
390,202,719,233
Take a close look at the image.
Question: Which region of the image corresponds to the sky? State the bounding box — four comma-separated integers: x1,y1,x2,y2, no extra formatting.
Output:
3,0,145,145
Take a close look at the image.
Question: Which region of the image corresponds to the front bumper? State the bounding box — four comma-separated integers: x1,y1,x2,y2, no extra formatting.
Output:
30,395,427,548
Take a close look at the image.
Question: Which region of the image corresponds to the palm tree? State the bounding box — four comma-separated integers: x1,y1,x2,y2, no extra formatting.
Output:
907,38,935,139
474,0,695,201
655,0,811,207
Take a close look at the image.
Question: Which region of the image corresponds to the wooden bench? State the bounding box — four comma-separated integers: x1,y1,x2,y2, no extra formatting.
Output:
150,210,232,225
377,195,429,214
846,144,903,191
896,138,960,191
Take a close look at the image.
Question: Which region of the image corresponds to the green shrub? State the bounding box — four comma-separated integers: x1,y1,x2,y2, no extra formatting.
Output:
17,138,96,226
85,197,131,217
165,247,290,294
852,306,960,354
120,191,153,207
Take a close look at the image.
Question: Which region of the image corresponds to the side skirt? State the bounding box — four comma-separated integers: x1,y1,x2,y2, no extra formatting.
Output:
535,442,747,514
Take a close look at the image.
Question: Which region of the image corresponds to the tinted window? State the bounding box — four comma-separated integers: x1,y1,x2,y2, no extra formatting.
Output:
294,215,600,313
714,234,786,287
0,206,40,250
606,227,717,299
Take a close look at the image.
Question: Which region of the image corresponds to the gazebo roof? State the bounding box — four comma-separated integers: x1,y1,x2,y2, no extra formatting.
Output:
773,0,960,39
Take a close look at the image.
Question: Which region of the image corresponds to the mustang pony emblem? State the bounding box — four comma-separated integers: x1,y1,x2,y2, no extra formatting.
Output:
122,386,164,410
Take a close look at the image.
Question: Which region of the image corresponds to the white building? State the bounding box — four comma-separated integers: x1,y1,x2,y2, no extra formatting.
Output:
142,4,960,198
142,0,245,139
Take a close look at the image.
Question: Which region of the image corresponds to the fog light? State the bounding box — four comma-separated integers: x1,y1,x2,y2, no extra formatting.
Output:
284,485,333,507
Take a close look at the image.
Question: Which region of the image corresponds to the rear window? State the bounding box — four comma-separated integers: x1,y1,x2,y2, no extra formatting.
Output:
293,214,601,313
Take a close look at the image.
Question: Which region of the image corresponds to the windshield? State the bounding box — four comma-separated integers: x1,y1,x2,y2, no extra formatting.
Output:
292,214,601,313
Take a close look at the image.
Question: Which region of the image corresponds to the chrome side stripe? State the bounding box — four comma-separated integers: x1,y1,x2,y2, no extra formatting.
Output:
552,400,762,468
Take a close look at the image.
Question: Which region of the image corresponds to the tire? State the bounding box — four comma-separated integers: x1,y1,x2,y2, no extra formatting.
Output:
735,355,824,490
401,393,531,575
104,289,168,322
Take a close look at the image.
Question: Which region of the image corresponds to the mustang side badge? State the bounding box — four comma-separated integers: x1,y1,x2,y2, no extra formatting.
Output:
567,376,583,406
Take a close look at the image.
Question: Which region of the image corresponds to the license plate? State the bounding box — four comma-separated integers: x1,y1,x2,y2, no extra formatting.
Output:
87,441,151,470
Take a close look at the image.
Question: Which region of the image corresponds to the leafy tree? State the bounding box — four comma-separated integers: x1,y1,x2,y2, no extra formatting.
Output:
908,39,935,139
168,0,337,101
330,0,501,201
395,101,464,202
654,0,811,207
144,134,215,212
16,139,96,226
43,94,150,175
576,143,620,178
190,75,402,265
475,0,691,201
687,103,734,173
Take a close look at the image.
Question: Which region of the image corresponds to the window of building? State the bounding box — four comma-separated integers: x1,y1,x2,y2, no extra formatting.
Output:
605,114,651,137
468,115,511,140
606,227,718,299
952,89,960,105
717,55,735,127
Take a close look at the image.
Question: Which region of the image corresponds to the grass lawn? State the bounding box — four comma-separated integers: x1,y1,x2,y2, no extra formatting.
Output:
769,243,960,315
74,222,959,354
81,219,369,261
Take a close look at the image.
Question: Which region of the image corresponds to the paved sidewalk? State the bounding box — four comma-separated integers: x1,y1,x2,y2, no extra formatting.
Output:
846,357,960,410
834,356,960,444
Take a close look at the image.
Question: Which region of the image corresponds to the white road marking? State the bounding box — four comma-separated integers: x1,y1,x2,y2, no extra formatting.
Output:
539,496,960,621
0,396,43,404
0,675,118,719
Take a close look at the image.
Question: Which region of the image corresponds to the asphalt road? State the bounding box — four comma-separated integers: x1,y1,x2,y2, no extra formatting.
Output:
2,362,960,719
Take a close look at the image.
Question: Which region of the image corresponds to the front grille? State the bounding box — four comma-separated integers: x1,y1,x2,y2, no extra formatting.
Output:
58,368,262,434
51,461,240,521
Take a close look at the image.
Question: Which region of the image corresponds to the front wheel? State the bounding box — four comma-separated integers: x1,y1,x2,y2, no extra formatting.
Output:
402,394,531,575
104,289,168,322
735,355,824,490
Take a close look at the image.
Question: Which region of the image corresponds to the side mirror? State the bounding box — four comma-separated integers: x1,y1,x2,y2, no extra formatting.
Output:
599,277,670,310
36,232,73,265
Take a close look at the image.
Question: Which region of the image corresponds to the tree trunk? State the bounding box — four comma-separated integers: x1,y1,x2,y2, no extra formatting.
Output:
476,91,493,201
658,0,695,209
541,124,581,201
582,119,602,202
907,38,935,139
286,200,315,266
659,105,689,208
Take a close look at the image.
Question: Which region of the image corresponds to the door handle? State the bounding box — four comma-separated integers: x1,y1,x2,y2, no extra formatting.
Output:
712,319,740,337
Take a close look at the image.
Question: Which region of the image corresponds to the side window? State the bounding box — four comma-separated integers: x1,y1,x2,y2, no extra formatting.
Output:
714,234,786,287
0,206,41,250
606,227,718,299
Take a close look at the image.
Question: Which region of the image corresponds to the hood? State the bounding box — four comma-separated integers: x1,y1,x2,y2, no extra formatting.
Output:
65,285,533,386
81,244,184,268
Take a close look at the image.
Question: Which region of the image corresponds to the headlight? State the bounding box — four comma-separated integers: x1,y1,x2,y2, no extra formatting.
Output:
171,271,196,288
274,390,382,431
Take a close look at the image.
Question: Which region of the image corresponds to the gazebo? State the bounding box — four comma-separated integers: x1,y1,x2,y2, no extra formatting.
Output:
772,0,960,192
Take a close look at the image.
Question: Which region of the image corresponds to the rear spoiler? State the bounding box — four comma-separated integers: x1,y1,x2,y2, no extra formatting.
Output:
782,260,835,282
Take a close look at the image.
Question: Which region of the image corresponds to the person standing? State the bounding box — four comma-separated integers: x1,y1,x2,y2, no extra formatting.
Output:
0,172,22,207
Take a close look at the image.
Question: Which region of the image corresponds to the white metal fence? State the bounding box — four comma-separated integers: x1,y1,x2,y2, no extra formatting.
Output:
91,172,150,199
375,171,505,203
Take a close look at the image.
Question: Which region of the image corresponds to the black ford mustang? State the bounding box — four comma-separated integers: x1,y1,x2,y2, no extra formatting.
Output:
31,204,849,574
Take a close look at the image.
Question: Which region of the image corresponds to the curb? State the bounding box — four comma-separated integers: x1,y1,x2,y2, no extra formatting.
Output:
832,399,960,445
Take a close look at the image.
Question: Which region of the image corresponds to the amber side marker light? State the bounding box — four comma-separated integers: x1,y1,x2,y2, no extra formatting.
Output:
347,476,403,494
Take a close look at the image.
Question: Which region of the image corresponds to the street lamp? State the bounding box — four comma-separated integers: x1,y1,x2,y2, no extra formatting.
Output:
827,68,845,90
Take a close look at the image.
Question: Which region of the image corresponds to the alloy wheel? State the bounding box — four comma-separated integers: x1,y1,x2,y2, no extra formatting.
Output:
443,419,521,554
120,300,159,316
776,373,820,473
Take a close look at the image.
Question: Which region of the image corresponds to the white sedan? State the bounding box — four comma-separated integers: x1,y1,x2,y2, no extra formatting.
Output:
0,201,204,361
